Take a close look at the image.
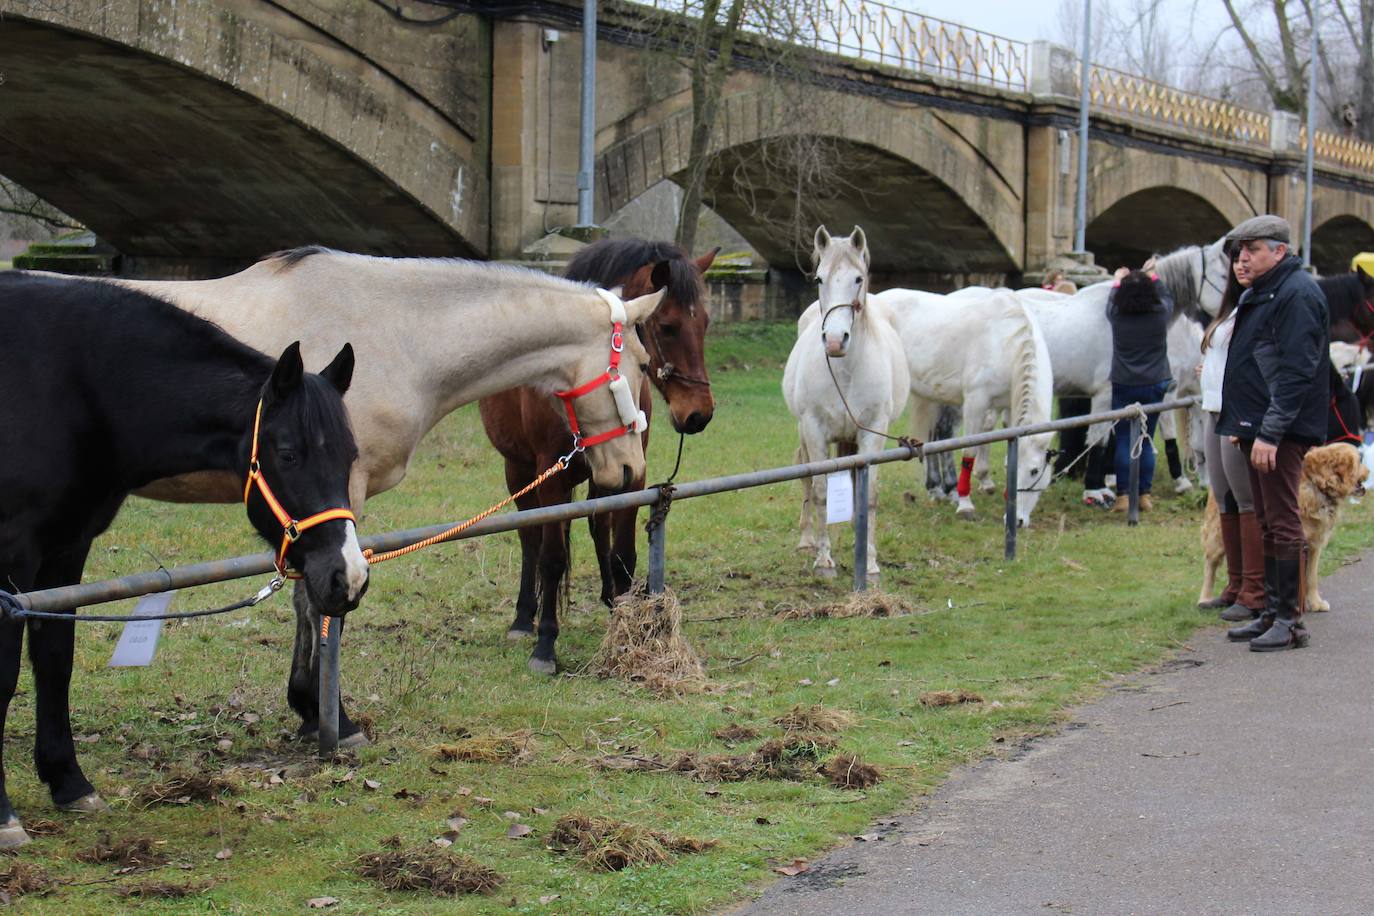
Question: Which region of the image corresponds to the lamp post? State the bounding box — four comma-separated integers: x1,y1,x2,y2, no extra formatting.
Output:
577,0,597,227
1073,0,1092,254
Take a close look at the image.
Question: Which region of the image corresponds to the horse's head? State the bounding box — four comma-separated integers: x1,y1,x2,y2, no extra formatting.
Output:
244,342,368,616
563,288,661,493
627,247,718,434
813,225,870,358
1198,237,1230,319
1012,432,1057,528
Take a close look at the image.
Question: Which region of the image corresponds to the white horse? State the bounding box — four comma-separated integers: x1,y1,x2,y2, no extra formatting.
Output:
783,226,910,579
101,249,662,743
874,287,1056,526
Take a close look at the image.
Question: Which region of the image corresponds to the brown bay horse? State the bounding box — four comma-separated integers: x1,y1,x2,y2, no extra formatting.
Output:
478,239,717,673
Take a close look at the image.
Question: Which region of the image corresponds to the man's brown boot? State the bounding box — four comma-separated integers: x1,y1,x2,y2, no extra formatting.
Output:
1221,511,1267,621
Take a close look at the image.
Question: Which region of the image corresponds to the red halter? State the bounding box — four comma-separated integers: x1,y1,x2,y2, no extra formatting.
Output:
242,399,356,577
552,290,648,453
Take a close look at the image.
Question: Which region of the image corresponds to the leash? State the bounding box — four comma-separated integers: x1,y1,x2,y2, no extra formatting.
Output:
2,577,284,623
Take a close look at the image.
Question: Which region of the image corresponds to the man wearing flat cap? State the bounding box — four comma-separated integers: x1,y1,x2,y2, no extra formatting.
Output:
1216,214,1329,651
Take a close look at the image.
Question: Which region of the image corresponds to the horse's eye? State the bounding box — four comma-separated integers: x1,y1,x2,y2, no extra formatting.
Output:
278,449,299,466
660,324,679,339
854,277,862,285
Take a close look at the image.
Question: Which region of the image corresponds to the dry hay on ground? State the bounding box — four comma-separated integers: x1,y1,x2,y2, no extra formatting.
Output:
598,735,836,783
21,818,62,838
774,591,915,621
918,689,984,707
431,734,533,764
590,587,705,695
0,862,53,902
355,847,504,896
712,723,759,743
136,770,234,806
549,814,715,872
77,835,169,868
113,880,211,899
819,753,883,789
773,704,855,733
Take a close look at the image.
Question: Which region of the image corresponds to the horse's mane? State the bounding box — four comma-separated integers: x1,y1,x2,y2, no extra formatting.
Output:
1152,245,1203,321
996,294,1046,428
257,246,594,296
1318,272,1367,323
564,239,707,315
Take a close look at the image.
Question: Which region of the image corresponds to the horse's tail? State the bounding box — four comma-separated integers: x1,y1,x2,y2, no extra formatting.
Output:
996,294,1050,430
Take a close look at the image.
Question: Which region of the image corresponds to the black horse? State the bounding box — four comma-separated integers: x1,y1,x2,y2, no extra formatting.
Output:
1319,268,1374,346
0,272,366,847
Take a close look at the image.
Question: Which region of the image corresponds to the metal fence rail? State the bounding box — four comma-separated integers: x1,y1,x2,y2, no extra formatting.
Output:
12,397,1197,614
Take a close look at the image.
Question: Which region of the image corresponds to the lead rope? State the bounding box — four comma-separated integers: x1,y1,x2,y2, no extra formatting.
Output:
819,317,923,459
1129,403,1151,460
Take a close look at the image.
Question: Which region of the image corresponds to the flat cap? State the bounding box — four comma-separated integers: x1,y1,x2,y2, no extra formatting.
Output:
1226,214,1291,244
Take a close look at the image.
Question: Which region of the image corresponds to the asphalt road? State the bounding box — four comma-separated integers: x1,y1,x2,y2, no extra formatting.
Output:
744,550,1374,916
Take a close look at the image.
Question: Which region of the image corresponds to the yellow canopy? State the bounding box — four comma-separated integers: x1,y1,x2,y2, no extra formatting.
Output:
1352,252,1374,275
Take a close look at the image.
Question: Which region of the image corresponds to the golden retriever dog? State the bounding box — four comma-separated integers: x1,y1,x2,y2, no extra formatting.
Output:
1200,443,1368,612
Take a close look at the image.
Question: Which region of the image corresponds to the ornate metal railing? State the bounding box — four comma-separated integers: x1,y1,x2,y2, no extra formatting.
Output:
1305,127,1374,173
629,0,1028,91
1081,62,1271,148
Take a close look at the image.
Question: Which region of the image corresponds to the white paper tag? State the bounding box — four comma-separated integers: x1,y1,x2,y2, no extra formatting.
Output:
108,590,175,668
826,471,853,525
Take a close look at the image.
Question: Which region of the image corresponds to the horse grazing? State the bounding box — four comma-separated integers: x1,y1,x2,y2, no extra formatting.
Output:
0,272,364,848
784,226,910,578
478,239,717,674
114,249,662,742
876,287,1055,526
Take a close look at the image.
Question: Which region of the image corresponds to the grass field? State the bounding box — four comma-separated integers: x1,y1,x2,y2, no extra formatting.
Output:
8,319,1373,913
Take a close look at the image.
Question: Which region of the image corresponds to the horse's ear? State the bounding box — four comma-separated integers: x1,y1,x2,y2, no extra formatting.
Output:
268,341,305,402
694,247,721,273
320,343,355,396
850,226,869,266
623,288,667,325
649,259,673,293
812,225,831,268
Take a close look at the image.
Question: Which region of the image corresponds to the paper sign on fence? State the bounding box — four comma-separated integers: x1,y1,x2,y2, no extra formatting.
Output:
826,471,853,525
108,590,175,668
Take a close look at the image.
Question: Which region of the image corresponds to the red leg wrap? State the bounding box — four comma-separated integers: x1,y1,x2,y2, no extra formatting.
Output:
956,454,975,498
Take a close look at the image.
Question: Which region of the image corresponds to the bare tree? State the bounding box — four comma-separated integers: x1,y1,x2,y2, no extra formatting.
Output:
0,177,81,236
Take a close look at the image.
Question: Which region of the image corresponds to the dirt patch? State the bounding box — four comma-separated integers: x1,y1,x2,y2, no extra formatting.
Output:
431,734,533,764
137,771,234,806
775,591,915,620
819,754,883,789
918,690,985,707
590,587,706,695
113,880,211,899
77,835,170,868
549,814,715,872
773,704,855,733
712,724,759,743
0,862,54,902
355,847,503,896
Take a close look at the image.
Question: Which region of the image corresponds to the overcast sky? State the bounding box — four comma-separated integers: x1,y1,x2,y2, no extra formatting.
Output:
893,0,1234,46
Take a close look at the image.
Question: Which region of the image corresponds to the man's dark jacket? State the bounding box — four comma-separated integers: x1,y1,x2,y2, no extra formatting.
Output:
1217,255,1330,444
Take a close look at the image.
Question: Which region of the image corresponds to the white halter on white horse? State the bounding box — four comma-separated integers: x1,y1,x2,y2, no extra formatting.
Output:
873,286,1056,526
783,226,910,578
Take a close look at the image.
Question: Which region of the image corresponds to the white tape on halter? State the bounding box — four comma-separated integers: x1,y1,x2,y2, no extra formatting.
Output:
596,288,628,325
608,373,648,432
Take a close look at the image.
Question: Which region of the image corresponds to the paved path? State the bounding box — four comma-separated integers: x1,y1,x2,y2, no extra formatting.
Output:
745,551,1374,916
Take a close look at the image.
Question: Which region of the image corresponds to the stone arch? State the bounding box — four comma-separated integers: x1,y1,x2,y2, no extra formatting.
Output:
1086,186,1235,270
1311,214,1374,276
0,3,484,271
596,89,1024,273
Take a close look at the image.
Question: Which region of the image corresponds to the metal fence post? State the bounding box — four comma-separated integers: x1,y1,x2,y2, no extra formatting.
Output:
1004,437,1019,560
318,614,343,757
853,464,870,592
648,509,666,595
1128,416,1141,527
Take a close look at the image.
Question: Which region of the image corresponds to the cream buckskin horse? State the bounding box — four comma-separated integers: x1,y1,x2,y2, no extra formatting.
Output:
784,227,910,579
107,248,662,745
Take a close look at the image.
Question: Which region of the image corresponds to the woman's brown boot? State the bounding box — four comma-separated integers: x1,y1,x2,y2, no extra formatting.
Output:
1221,512,1267,621
1202,512,1243,610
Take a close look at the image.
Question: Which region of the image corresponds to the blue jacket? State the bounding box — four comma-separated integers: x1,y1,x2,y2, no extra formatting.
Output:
1217,256,1330,444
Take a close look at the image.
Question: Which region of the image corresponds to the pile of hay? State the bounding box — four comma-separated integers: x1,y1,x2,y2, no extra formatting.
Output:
590,587,705,695
137,770,234,806
431,734,533,764
355,847,504,896
775,591,915,621
549,814,714,872
0,863,53,902
114,881,211,900
918,689,984,707
773,704,855,733
77,835,169,868
712,723,759,743
819,753,883,789
603,735,836,783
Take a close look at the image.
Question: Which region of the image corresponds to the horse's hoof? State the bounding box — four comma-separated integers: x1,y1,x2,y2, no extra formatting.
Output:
528,657,557,676
813,565,837,579
506,628,534,641
57,792,109,814
978,481,997,494
0,818,31,849
955,508,976,521
1174,476,1194,494
340,731,371,749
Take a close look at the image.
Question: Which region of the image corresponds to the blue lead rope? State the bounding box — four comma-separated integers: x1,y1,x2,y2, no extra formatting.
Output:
0,577,284,623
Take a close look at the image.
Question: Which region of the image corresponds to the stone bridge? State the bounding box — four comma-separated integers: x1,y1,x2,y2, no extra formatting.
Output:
3,0,1374,282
